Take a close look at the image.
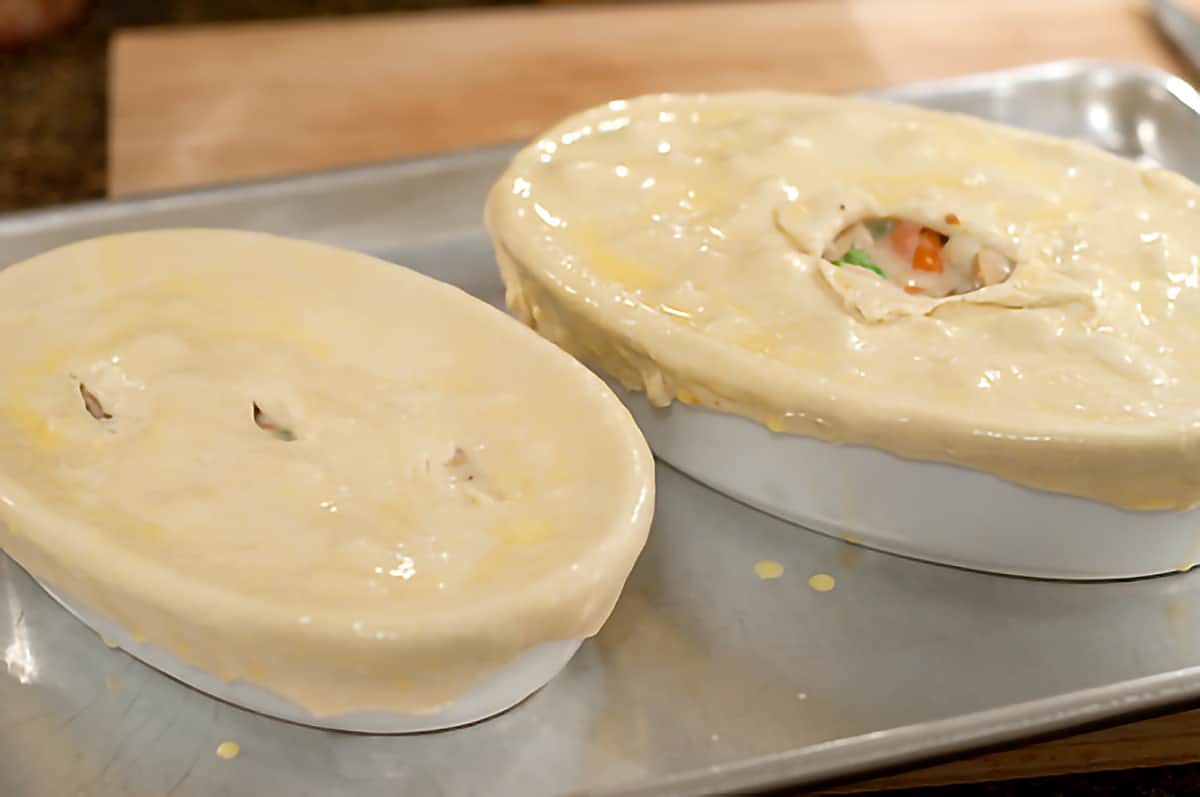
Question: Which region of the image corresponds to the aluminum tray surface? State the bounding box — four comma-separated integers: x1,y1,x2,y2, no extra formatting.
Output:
4,60,1200,797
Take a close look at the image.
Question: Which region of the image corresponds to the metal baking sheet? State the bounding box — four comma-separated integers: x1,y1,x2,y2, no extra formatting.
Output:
4,59,1200,797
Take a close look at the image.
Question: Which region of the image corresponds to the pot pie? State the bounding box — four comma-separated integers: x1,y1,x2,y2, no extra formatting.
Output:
0,229,654,716
486,92,1200,511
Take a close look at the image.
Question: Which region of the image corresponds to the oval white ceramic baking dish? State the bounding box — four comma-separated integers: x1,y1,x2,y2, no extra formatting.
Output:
606,381,1199,580
0,229,654,730
35,575,581,733
486,90,1200,581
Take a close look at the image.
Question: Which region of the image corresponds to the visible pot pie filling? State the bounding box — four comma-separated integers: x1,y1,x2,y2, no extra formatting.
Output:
0,229,654,715
486,91,1200,510
824,217,1014,297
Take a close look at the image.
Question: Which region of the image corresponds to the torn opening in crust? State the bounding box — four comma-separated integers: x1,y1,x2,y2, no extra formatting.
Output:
824,217,1014,298
774,194,1093,323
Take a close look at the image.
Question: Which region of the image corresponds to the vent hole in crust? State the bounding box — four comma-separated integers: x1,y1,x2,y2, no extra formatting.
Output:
442,445,502,504
79,383,111,421
824,216,1014,298
253,403,296,441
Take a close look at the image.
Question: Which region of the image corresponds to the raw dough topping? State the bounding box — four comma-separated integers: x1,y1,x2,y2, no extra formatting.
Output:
486,92,1200,509
0,229,654,715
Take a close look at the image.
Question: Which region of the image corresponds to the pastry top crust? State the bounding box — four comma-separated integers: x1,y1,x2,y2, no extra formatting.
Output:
487,92,1200,509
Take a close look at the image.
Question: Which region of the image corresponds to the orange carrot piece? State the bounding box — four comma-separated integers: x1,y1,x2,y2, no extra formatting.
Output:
904,283,924,294
912,228,944,273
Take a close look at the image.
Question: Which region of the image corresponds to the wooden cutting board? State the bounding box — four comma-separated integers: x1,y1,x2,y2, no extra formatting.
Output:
108,0,1200,791
108,0,1192,196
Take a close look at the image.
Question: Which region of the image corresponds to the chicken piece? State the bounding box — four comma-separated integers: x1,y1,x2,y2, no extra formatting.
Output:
972,249,1013,287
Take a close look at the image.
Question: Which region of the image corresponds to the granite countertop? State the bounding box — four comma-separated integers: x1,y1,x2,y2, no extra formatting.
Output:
4,2,1200,795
